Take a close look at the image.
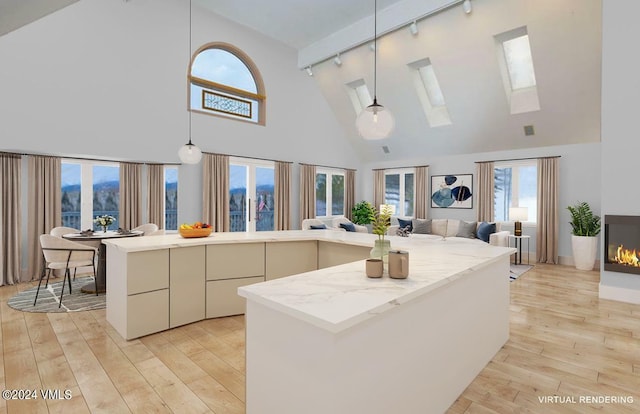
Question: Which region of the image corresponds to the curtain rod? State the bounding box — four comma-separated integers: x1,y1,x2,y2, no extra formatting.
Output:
204,151,293,164
0,149,180,165
372,164,429,171
475,155,561,164
299,162,356,172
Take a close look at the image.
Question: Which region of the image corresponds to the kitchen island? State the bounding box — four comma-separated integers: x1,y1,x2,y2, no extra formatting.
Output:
104,230,513,413
237,233,514,414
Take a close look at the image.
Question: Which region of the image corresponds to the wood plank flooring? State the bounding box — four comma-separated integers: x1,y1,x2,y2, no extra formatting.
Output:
0,264,638,413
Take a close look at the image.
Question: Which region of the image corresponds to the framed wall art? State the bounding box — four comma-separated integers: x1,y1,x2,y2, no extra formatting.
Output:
431,174,473,209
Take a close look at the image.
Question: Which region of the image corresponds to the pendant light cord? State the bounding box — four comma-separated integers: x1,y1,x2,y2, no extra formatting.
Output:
188,0,193,145
373,0,377,99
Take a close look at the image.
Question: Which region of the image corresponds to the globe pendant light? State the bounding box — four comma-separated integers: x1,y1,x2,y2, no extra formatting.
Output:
178,0,202,164
356,0,394,140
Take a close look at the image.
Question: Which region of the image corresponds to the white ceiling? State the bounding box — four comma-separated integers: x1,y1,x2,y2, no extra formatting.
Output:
196,0,404,50
0,0,78,37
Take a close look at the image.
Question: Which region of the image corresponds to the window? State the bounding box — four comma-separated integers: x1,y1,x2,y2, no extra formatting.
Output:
494,161,537,222
495,27,540,114
384,169,414,217
346,79,373,115
165,167,178,231
315,169,345,217
190,43,266,125
61,161,120,230
229,158,275,232
408,58,452,127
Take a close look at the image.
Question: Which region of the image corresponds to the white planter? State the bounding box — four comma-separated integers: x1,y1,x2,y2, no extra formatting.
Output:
571,235,598,271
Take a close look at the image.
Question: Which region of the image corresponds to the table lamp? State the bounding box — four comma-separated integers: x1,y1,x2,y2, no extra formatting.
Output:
509,207,528,236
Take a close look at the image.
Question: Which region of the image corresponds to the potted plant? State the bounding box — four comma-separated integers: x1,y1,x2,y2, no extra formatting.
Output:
369,204,393,263
352,201,376,232
567,201,601,270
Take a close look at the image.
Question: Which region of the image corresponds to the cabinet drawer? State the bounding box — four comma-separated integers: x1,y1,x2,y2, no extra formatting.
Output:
266,241,317,280
127,249,169,295
206,243,265,280
206,276,264,318
127,289,169,339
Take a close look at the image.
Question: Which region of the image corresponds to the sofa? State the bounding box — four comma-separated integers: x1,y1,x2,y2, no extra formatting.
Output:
301,217,368,233
388,218,509,247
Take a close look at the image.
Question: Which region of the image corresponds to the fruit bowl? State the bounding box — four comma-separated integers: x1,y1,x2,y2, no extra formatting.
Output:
179,227,213,238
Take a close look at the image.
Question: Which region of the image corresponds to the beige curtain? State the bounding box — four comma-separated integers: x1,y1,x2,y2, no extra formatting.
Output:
274,161,292,230
373,170,385,208
147,164,164,228
27,155,61,281
203,153,230,232
0,153,22,285
299,164,316,221
345,169,355,221
476,161,495,222
537,157,559,264
414,166,428,219
120,162,143,230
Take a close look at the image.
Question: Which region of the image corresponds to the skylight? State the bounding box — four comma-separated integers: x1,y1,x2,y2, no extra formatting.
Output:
346,79,373,115
408,58,451,127
495,27,540,114
502,35,536,90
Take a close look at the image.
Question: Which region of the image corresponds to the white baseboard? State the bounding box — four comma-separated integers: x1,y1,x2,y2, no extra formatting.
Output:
599,283,640,304
558,255,600,269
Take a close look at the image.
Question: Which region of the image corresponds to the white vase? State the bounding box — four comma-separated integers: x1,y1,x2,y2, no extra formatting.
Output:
370,239,391,264
571,235,597,271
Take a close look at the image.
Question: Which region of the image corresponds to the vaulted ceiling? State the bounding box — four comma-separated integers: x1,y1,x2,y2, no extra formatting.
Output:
0,0,78,37
199,0,602,163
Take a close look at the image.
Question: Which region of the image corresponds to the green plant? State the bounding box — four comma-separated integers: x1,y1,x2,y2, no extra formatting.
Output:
567,201,601,236
351,201,376,225
370,204,393,241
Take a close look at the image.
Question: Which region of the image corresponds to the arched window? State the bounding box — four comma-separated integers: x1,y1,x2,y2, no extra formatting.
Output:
189,43,266,125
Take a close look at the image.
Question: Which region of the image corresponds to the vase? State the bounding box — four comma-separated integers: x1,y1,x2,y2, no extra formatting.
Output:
571,235,597,270
370,239,391,264
102,225,108,233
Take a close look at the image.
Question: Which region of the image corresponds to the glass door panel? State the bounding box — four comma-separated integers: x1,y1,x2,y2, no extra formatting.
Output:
255,167,274,231
230,165,248,232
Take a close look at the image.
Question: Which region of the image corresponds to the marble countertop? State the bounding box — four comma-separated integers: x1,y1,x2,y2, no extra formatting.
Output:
105,230,515,334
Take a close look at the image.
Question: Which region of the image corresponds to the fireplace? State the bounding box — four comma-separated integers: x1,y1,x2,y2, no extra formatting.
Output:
604,215,640,275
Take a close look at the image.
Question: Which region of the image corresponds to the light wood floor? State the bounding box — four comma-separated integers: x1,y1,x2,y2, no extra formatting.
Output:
0,264,639,413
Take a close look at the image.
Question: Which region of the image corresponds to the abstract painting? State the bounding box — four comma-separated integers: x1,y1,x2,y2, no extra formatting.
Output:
431,174,473,209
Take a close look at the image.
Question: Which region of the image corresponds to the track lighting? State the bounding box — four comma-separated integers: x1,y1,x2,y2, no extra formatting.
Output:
463,0,472,14
409,21,418,36
306,66,313,76
333,54,342,66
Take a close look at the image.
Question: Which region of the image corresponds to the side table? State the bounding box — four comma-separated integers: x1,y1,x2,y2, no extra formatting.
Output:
508,235,530,265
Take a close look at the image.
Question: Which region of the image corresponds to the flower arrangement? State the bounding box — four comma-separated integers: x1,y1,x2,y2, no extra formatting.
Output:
94,215,116,231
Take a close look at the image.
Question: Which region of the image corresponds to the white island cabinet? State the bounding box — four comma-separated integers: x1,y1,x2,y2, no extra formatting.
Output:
238,235,515,414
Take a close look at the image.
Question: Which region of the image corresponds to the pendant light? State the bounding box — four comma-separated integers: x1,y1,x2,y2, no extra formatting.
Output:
178,0,202,164
356,0,395,140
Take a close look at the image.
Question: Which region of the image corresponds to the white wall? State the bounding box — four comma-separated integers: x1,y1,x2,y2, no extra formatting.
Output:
0,0,362,228
360,142,601,263
600,1,640,303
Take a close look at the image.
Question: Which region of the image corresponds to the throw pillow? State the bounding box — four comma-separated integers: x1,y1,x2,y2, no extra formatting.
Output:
310,224,327,230
477,222,496,243
412,219,432,234
339,222,356,232
397,218,413,233
456,221,478,239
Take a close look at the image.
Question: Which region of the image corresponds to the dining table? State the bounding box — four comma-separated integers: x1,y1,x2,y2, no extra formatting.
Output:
62,230,143,293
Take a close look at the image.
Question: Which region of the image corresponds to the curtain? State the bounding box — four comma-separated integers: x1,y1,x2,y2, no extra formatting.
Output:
27,155,61,281
119,162,143,230
345,169,355,221
373,170,385,208
414,166,428,219
537,157,559,264
147,164,164,228
0,153,22,285
476,161,495,222
274,161,291,230
299,164,316,222
203,153,230,232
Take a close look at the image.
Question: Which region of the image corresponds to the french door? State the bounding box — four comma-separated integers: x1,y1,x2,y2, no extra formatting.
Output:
229,159,275,232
